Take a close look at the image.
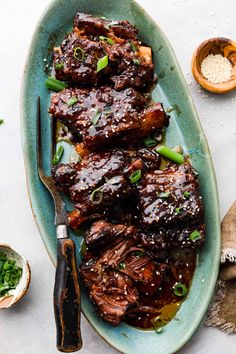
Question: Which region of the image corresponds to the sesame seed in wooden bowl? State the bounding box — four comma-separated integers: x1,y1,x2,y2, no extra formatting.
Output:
192,37,236,94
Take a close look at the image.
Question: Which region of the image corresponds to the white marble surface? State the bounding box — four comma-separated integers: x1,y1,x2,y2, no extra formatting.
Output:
0,0,236,353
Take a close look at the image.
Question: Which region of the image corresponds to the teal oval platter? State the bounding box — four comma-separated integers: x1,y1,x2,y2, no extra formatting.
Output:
21,0,221,353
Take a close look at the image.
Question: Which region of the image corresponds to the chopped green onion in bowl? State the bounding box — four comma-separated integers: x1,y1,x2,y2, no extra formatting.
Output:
52,145,64,165
0,119,4,125
129,169,142,184
45,77,68,92
96,55,109,73
0,252,22,297
155,145,184,164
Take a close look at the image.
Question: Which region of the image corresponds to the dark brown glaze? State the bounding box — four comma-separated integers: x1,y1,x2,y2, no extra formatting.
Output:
53,150,132,227
53,14,156,91
49,87,168,150
137,163,204,228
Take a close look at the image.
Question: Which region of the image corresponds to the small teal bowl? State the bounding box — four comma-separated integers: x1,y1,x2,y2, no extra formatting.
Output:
21,0,221,353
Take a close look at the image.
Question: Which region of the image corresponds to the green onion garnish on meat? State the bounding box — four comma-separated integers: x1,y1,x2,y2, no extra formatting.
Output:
157,191,170,199
91,108,102,125
129,169,142,184
143,137,157,147
73,47,84,61
55,63,64,69
118,262,126,270
155,145,184,164
173,282,187,297
129,41,138,52
189,230,201,242
45,77,68,92
67,97,78,107
52,146,64,165
99,36,115,45
96,55,109,73
175,207,183,214
184,191,190,199
90,188,103,205
133,59,140,66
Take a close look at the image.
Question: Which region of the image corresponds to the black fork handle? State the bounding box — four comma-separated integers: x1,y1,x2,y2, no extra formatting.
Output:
53,226,82,352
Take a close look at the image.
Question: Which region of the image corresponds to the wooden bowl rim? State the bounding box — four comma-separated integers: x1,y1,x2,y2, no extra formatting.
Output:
192,36,236,94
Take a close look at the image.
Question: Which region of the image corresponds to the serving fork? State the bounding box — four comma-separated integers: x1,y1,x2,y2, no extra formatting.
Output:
37,97,82,352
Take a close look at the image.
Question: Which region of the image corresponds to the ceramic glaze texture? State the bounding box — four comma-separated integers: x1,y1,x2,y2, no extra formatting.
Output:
21,0,221,353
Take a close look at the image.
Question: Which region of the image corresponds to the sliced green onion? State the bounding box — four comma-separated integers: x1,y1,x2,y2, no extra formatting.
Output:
46,77,69,92
0,252,23,296
96,55,109,73
52,146,64,165
189,230,201,242
99,36,115,45
55,63,64,69
0,119,4,125
67,97,78,107
155,327,165,334
118,262,126,270
129,41,137,52
105,176,123,185
157,191,170,199
166,104,181,116
90,188,103,205
73,46,84,61
184,191,190,199
173,283,188,297
144,136,157,147
134,250,145,257
133,59,140,66
175,207,183,214
91,108,102,125
155,145,184,164
129,169,142,184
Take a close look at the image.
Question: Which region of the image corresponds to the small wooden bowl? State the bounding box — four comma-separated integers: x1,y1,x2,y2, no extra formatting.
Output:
192,37,236,93
0,244,31,309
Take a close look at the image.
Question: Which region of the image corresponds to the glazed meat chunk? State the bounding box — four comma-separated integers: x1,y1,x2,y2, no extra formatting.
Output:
80,232,167,324
139,224,205,258
74,13,139,39
53,14,156,90
49,86,168,150
52,150,132,228
85,220,136,252
137,163,204,228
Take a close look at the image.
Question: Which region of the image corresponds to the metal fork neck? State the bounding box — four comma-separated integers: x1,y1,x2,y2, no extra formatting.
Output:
56,225,69,239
